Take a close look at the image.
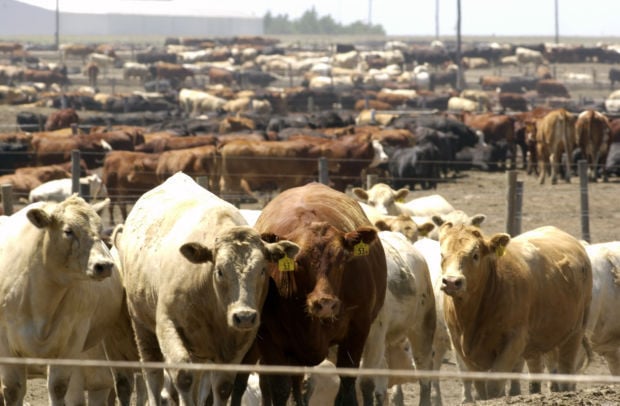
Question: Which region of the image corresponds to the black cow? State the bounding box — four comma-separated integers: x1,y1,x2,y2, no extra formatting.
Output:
610,68,620,88
0,142,32,175
387,143,440,190
236,70,278,87
605,142,620,177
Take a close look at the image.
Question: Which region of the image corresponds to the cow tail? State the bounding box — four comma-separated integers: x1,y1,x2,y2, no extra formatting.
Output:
577,335,594,374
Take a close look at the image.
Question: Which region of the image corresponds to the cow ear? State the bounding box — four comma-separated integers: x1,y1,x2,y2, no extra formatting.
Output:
111,224,124,248
90,198,110,215
180,242,213,264
343,226,378,251
27,208,52,229
374,220,391,231
489,233,511,257
438,221,454,240
264,240,300,263
431,215,445,226
394,188,409,202
352,188,368,202
470,214,486,227
417,222,435,237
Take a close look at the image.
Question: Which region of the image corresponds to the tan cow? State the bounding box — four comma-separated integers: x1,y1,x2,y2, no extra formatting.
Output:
575,109,612,182
0,196,121,405
114,172,299,405
439,224,592,400
535,108,576,184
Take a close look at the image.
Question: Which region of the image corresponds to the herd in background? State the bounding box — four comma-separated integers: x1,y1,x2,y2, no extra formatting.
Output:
0,36,619,405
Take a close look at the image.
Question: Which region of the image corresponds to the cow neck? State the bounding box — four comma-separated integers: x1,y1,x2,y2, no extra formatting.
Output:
450,255,500,328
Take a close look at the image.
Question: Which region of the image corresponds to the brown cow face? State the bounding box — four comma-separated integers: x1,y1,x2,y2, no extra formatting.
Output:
180,226,299,332
27,195,116,281
438,223,510,298
290,222,378,320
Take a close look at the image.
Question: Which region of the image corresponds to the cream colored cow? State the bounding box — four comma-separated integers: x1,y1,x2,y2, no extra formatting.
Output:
114,172,299,405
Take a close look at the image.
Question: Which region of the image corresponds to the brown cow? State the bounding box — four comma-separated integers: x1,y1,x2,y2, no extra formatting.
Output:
536,79,570,98
101,151,161,223
575,109,612,182
0,164,71,198
535,108,576,184
498,93,529,112
31,133,111,169
439,224,592,400
208,66,235,85
23,68,68,88
218,138,324,200
135,134,217,153
462,112,517,170
478,75,509,91
44,108,79,132
151,62,195,87
247,182,387,405
155,145,218,189
83,62,100,88
513,106,554,173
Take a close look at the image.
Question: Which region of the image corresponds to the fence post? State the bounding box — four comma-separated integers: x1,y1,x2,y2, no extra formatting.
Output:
318,157,329,185
578,160,591,243
366,174,378,189
307,96,314,113
71,150,81,195
514,180,524,236
71,123,78,135
196,176,209,190
1,184,13,216
505,170,518,236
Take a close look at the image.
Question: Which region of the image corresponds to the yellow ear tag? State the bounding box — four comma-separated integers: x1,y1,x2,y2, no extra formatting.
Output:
495,246,505,257
278,256,296,272
354,241,370,256
396,198,405,203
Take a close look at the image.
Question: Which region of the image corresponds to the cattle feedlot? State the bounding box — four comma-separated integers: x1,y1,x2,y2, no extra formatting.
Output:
0,35,620,405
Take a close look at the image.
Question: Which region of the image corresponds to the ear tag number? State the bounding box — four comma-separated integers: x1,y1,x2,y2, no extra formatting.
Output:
278,256,296,272
495,246,505,257
354,242,370,256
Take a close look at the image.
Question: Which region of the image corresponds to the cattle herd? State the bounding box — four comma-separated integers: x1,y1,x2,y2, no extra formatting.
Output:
0,35,619,405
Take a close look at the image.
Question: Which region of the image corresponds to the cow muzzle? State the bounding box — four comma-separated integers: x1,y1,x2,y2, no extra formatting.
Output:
230,308,259,331
308,296,341,319
87,259,115,280
441,276,465,296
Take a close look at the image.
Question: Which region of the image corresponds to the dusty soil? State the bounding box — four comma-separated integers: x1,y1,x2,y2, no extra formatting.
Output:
2,46,620,405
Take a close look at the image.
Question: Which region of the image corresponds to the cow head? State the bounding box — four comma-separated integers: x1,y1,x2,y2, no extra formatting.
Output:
374,214,434,243
179,226,299,331
369,140,389,168
353,183,409,215
264,223,378,320
26,194,116,281
438,223,510,299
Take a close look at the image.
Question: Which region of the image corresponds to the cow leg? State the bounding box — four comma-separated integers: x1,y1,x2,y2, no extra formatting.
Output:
509,359,524,396
64,366,86,406
210,371,235,405
130,320,164,405
291,374,305,406
550,152,560,185
452,352,475,403
408,326,434,406
335,333,367,406
537,143,547,184
1,365,27,406
556,331,583,392
526,354,544,394
264,374,292,406
603,349,620,375
87,388,112,406
230,342,260,406
359,311,387,406
486,331,528,399
48,365,73,405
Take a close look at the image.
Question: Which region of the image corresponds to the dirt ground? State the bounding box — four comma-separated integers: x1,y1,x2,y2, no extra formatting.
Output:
1,45,620,405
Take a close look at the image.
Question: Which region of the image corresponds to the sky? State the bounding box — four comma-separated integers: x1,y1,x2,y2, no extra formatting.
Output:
18,0,620,37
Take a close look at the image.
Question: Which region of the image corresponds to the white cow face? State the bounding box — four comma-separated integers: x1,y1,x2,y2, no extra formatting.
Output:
26,195,116,281
180,226,299,332
353,183,409,215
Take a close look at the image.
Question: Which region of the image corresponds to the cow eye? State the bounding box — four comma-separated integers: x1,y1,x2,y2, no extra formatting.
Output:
472,252,479,261
215,269,223,278
63,227,73,238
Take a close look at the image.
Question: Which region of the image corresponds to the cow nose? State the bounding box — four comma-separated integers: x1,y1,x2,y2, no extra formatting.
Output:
92,260,114,279
442,276,464,294
232,310,258,330
311,297,341,319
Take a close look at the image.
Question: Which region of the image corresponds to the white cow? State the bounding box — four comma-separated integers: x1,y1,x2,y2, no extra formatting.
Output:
0,195,121,405
113,172,299,405
28,174,107,203
359,231,435,405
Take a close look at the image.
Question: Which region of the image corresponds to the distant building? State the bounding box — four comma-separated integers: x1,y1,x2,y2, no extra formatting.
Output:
0,0,263,38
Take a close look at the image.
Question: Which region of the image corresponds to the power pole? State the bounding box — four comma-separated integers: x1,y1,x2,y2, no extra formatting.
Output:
368,0,372,25
456,0,464,91
554,0,559,44
55,0,59,50
435,0,439,39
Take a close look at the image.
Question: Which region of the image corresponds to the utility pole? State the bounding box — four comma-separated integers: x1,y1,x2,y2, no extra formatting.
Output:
54,0,59,50
368,0,372,25
554,0,559,44
435,0,439,39
455,0,464,91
